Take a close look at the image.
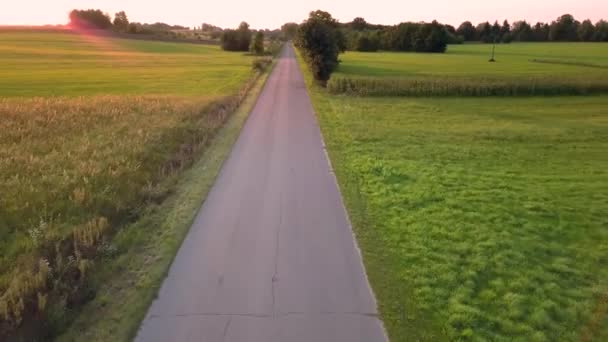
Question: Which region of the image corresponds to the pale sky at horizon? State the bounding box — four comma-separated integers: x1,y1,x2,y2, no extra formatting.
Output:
2,0,606,30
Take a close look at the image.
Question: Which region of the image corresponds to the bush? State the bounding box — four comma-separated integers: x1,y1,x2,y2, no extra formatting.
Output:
295,10,344,82
252,57,272,72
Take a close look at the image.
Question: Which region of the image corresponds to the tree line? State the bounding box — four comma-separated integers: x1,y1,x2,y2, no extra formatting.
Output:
455,14,608,43
69,9,198,35
293,10,451,83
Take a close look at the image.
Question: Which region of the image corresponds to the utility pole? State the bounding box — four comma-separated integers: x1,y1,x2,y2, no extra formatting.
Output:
489,35,496,62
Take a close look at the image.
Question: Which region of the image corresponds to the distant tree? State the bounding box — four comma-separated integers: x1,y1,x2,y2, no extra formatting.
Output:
532,22,550,41
477,22,492,42
127,22,139,34
295,10,344,82
456,21,477,41
511,21,533,41
69,9,112,29
221,22,252,51
578,19,595,41
280,22,299,40
113,11,129,32
353,31,380,51
250,31,264,55
549,14,579,41
351,17,368,31
500,20,511,42
237,22,252,50
595,20,608,41
491,21,501,41
423,21,448,52
201,23,222,33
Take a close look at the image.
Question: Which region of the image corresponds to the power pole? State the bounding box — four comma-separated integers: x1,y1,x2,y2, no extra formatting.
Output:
489,35,496,62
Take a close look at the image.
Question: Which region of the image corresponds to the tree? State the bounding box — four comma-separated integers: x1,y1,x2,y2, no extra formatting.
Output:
511,21,533,41
295,10,343,82
351,17,368,31
595,20,608,41
69,9,112,29
533,22,550,41
250,31,264,55
237,22,252,50
221,22,252,51
422,21,448,52
491,21,501,41
113,11,129,32
281,22,299,40
477,22,492,43
549,14,579,41
353,31,380,51
578,19,595,41
500,20,511,41
456,21,477,41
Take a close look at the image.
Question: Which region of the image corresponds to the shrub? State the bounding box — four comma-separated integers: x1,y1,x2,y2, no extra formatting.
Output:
252,57,272,72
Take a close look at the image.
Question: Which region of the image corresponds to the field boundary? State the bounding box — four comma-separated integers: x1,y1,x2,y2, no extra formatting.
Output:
0,26,220,45
53,61,276,342
327,75,608,97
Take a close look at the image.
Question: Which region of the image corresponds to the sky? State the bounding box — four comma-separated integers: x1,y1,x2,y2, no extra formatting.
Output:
2,0,607,29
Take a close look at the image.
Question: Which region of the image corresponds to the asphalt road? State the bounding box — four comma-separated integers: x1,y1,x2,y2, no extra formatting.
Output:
136,45,386,342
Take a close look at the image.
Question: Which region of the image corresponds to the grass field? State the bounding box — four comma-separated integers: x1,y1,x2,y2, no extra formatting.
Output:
329,43,608,96
0,31,252,97
336,43,608,79
297,45,608,340
0,31,259,339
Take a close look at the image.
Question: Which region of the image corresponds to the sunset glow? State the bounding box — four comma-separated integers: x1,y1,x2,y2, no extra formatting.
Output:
2,0,606,29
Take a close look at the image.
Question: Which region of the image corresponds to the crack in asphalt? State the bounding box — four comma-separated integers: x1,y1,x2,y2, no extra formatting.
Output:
222,316,232,341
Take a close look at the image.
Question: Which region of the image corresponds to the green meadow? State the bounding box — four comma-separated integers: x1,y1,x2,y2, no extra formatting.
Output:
336,43,608,78
328,43,608,97
0,31,259,339
0,31,252,97
297,45,608,341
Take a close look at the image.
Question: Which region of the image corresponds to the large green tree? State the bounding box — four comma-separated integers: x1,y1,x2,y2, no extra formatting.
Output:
295,10,344,82
250,31,264,55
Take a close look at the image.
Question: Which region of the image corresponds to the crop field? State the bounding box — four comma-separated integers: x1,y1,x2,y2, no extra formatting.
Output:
329,43,608,96
0,31,257,338
297,46,608,341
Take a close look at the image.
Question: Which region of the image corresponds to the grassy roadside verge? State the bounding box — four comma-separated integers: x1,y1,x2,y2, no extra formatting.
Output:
56,63,275,342
294,47,448,341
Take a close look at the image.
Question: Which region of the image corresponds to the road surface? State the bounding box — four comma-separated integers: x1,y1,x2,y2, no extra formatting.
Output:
136,45,387,342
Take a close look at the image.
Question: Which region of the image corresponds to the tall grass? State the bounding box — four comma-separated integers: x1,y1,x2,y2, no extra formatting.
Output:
327,75,608,97
0,72,261,339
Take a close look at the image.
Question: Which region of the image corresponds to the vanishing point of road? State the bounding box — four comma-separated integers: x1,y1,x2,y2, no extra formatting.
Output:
136,45,387,342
